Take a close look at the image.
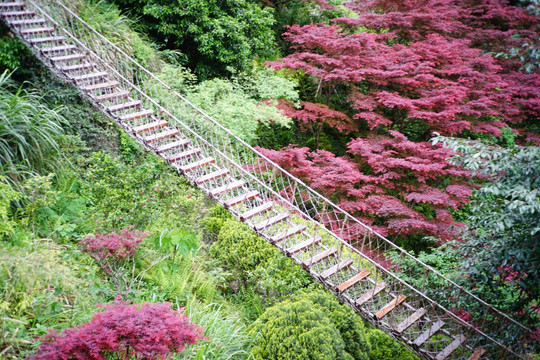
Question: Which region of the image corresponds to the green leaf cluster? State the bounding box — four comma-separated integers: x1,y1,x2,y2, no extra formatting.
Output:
114,0,277,78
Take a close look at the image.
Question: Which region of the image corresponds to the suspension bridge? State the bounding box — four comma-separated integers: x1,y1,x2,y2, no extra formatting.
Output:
0,1,536,359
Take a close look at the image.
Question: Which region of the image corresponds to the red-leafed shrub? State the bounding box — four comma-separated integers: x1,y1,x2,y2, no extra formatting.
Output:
80,228,150,296
257,131,475,247
80,228,149,262
29,300,206,360
275,100,357,149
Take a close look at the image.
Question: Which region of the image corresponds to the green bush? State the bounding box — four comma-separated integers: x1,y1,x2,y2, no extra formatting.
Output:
210,220,276,285
249,297,354,360
366,330,418,360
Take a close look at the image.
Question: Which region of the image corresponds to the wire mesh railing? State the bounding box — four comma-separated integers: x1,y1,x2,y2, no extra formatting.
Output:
2,0,537,358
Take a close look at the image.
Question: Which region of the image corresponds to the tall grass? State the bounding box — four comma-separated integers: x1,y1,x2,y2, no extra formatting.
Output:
0,70,66,182
177,300,254,360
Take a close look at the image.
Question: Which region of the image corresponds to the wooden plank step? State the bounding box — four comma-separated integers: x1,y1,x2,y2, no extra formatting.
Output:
435,335,467,360
337,269,370,293
210,180,245,197
9,18,45,26
240,201,273,220
20,27,54,35
320,258,354,280
144,129,178,143
356,282,387,307
0,2,25,8
270,224,306,244
413,320,445,347
302,247,337,268
287,236,321,255
50,53,86,62
196,168,230,185
224,190,259,208
468,348,486,360
106,100,141,112
1,10,35,17
180,157,215,172
375,294,407,319
95,90,130,102
72,71,108,82
60,62,95,72
133,120,168,134
28,36,65,45
40,44,76,54
167,148,201,162
83,81,119,92
156,139,191,153
120,109,154,122
254,213,289,231
394,308,426,334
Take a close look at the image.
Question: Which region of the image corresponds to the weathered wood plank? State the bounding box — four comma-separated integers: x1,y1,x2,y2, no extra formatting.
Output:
468,348,486,360
302,247,337,268
270,224,306,244
435,335,467,360
413,320,445,347
143,129,178,143
394,308,426,334
240,202,273,220
337,269,370,293
254,213,289,231
320,258,353,280
356,282,387,307
224,190,259,207
210,180,245,197
196,168,229,184
375,295,407,319
179,157,215,172
287,236,321,255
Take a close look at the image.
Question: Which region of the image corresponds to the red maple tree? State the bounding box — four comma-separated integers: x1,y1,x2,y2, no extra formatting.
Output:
260,0,538,245
257,130,475,244
30,300,206,360
275,99,357,149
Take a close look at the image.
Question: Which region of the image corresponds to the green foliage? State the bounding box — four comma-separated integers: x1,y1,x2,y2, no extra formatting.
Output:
210,219,313,310
0,176,20,238
432,135,540,334
0,26,31,72
210,220,276,284
114,0,277,78
0,240,105,358
187,78,291,144
179,301,254,360
249,297,354,360
306,290,370,360
80,151,204,231
238,67,299,102
201,205,233,241
0,70,66,180
366,330,418,360
78,0,161,69
142,251,218,305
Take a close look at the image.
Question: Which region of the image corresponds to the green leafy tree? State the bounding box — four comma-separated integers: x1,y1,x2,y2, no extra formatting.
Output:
433,135,540,329
114,0,276,78
187,78,291,144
